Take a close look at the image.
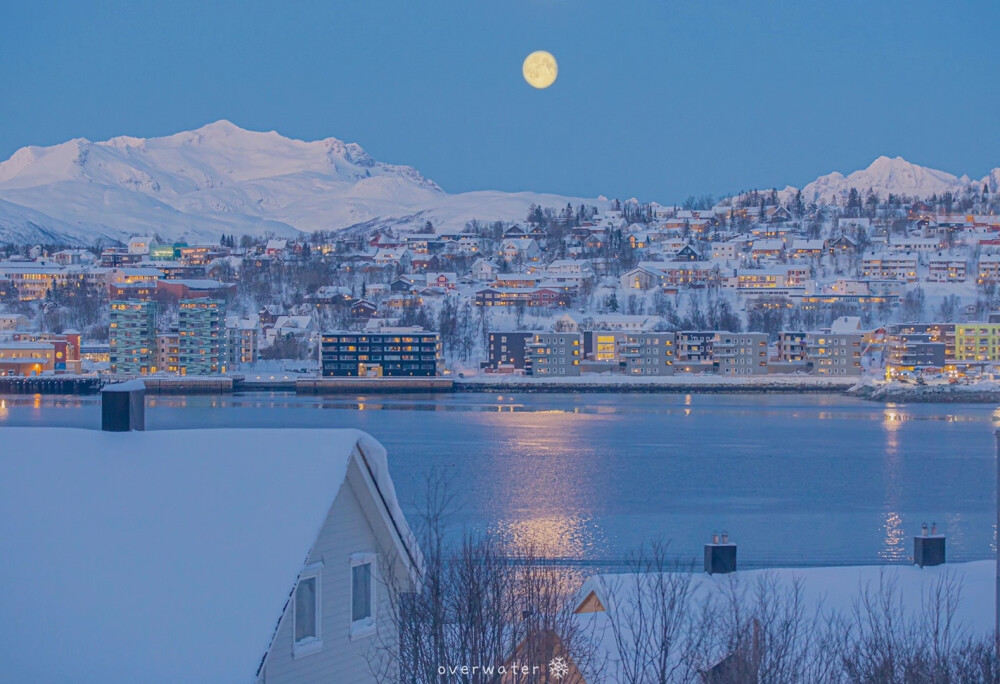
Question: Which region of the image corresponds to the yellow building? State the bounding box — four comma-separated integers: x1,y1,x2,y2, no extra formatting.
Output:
0,342,55,376
955,323,1000,362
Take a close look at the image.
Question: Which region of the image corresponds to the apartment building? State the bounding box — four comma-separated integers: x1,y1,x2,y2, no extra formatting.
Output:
806,332,863,376
884,323,955,372
178,299,227,375
484,331,533,371
109,300,158,374
582,330,675,375
977,254,1000,284
227,321,259,368
156,330,180,375
713,332,768,375
320,331,441,377
776,331,808,361
525,332,582,377
617,332,675,376
861,253,918,282
955,323,1000,362
927,256,967,282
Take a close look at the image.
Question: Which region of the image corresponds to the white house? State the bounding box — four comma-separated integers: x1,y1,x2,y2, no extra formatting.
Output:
0,313,30,331
128,236,154,255
619,263,665,291
500,238,541,262
545,259,595,288
470,258,499,282
0,428,422,683
373,247,413,272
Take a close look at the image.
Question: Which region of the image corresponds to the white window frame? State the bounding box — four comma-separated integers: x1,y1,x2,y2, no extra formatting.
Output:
292,561,324,659
350,552,377,640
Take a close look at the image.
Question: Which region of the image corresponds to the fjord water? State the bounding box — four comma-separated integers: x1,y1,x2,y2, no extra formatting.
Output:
2,392,996,568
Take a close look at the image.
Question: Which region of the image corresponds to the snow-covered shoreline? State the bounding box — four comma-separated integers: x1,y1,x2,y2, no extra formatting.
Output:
455,374,858,393
847,378,1000,403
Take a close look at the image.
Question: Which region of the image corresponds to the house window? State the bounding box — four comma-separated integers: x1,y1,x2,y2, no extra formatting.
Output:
351,553,376,639
293,562,323,658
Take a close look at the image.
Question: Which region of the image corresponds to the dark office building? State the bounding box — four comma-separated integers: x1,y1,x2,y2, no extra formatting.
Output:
483,331,533,370
320,331,441,377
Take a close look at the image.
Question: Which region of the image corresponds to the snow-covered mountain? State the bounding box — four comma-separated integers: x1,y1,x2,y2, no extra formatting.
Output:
0,121,603,245
800,155,994,205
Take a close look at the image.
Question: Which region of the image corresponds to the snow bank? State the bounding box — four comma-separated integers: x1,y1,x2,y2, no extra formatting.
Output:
580,561,996,680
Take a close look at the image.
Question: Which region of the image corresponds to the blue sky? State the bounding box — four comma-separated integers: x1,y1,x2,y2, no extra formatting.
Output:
2,0,998,203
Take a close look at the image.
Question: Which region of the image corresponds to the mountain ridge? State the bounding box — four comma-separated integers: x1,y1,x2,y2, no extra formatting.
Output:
0,122,996,245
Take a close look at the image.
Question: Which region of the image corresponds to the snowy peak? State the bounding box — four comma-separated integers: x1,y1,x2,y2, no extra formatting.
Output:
0,120,443,192
800,155,982,204
0,121,595,245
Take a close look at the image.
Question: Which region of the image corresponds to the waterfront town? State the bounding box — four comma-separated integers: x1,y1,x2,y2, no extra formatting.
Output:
2,195,1000,386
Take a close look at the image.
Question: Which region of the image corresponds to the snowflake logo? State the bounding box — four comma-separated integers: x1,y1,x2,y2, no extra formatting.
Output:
549,656,570,680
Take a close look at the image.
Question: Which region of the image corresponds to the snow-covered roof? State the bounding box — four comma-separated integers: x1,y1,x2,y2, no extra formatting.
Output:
750,239,785,251
790,239,825,250
829,315,862,333
0,427,413,683
575,561,994,682
162,278,231,288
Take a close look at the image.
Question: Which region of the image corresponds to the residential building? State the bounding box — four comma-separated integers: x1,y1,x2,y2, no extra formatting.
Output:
127,236,153,255
227,319,260,368
157,278,236,301
484,331,533,371
156,329,180,374
0,260,92,300
499,238,541,262
955,323,1000,362
2,428,422,683
776,331,808,362
0,313,29,331
927,255,967,282
178,299,227,375
977,254,1000,284
711,240,741,261
885,323,955,371
806,331,863,375
619,263,665,291
320,331,441,377
885,332,946,376
861,253,918,281
616,332,675,376
109,299,157,374
676,331,718,365
713,332,768,375
474,287,571,308
789,239,825,260
525,332,582,376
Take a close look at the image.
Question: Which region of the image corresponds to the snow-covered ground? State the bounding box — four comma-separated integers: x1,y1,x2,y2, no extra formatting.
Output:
578,560,997,681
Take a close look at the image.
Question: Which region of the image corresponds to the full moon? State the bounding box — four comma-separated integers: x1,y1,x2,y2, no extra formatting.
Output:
522,51,558,89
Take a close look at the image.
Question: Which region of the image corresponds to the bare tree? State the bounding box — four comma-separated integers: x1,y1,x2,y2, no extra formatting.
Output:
369,473,605,684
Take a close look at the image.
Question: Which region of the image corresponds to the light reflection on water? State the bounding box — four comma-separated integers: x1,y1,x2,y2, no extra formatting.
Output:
2,391,999,566
879,407,905,561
